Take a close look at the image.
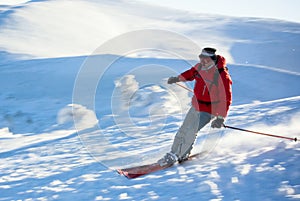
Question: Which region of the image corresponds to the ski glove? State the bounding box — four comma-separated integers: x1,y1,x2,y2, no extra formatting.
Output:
211,116,224,128
168,76,180,84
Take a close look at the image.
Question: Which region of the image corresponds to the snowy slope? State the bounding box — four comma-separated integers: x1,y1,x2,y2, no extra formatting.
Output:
1,88,299,200
0,0,300,201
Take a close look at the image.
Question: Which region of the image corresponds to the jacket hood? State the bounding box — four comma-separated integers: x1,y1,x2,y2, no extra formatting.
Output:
216,55,226,69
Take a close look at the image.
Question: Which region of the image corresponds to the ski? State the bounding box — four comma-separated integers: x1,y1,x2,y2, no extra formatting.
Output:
117,152,206,179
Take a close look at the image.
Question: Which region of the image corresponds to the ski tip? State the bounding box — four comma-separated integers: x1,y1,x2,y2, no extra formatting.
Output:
116,169,123,175
116,169,132,179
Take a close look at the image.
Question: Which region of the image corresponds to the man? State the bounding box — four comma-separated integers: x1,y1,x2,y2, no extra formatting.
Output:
158,47,232,166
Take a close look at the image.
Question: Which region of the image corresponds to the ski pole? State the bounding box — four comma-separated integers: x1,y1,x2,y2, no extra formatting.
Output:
175,83,194,93
223,124,297,142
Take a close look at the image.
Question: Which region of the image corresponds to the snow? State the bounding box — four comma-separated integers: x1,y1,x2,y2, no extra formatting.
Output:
0,1,300,201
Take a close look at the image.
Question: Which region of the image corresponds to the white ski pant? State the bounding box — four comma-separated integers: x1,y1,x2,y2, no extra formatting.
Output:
171,107,213,159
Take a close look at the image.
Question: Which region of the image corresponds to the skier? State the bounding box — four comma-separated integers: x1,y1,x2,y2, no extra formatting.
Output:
158,47,232,166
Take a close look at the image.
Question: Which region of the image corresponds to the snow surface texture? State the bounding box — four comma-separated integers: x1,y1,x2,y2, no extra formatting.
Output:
0,0,299,201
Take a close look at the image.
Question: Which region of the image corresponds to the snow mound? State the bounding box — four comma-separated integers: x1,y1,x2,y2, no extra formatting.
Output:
57,104,98,131
113,75,139,110
0,127,20,139
111,74,190,137
113,74,190,114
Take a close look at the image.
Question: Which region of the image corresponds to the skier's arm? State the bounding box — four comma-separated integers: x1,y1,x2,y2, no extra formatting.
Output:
168,65,198,84
178,65,198,82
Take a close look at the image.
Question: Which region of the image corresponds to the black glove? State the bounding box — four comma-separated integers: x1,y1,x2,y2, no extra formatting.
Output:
211,116,225,128
167,76,180,84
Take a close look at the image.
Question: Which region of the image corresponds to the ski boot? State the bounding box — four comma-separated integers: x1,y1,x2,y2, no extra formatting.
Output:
178,153,190,164
158,152,178,166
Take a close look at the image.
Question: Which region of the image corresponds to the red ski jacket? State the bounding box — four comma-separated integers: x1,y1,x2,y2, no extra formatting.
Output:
179,55,232,117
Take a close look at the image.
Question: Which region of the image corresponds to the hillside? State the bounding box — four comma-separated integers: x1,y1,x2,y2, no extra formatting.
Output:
0,0,299,200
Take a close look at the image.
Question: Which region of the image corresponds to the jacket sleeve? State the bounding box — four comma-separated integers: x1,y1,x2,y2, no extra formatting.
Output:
215,71,232,117
178,64,199,81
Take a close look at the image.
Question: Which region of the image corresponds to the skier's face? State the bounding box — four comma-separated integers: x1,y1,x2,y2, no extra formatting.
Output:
199,56,214,68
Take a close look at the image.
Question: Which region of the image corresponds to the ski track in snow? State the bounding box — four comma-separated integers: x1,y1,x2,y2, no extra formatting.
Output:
0,1,300,200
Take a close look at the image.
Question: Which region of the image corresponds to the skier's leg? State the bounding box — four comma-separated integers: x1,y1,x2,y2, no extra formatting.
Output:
198,112,214,130
183,111,213,157
171,109,213,160
171,107,198,158
158,107,198,166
